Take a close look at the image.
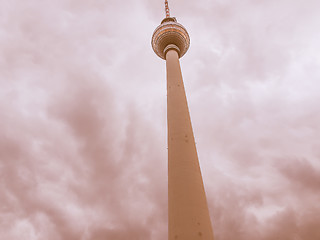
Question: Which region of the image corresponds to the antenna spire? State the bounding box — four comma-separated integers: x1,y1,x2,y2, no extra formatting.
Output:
165,0,170,18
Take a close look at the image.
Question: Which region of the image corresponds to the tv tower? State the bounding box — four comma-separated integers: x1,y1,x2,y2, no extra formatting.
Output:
151,1,214,240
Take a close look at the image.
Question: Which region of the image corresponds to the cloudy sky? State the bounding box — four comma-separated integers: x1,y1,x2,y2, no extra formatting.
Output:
1,0,320,239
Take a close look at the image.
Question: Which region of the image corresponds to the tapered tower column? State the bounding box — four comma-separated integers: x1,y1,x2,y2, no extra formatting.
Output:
166,49,214,240
152,2,214,240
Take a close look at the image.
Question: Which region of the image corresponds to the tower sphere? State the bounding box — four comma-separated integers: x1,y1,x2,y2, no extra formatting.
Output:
152,17,190,60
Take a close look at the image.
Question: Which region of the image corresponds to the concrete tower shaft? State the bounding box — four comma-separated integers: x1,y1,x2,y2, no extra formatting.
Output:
166,49,214,240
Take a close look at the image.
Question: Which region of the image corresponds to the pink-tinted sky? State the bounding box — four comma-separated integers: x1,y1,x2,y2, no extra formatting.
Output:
1,0,320,239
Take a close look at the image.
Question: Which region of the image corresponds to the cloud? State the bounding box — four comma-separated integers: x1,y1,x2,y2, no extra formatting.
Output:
0,0,320,239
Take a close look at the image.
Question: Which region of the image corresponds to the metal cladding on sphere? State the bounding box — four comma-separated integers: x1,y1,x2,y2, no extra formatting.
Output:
152,17,190,60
